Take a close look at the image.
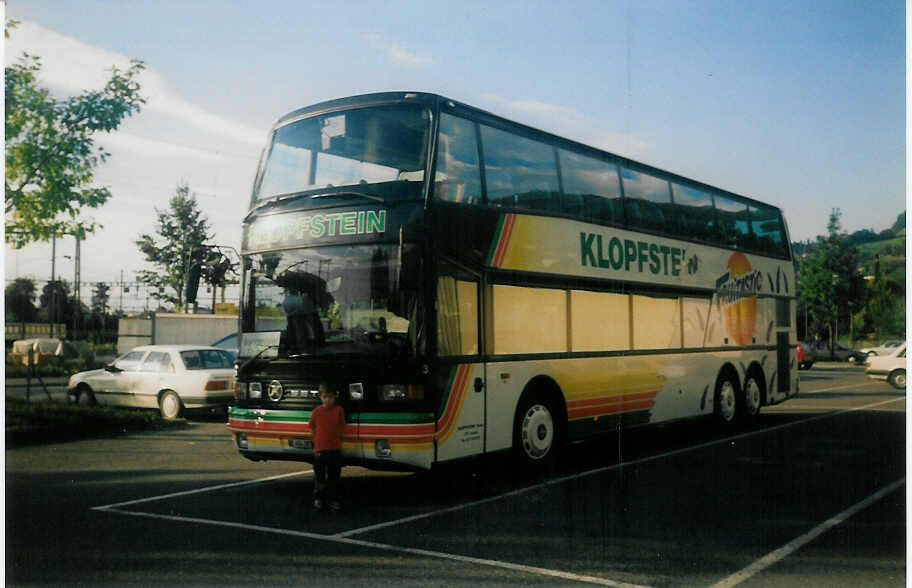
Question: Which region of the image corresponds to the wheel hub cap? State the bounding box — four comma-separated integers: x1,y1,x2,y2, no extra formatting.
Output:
521,404,554,460
719,381,736,422
745,379,761,415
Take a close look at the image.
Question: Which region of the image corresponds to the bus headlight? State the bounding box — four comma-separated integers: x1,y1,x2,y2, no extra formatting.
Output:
249,382,262,399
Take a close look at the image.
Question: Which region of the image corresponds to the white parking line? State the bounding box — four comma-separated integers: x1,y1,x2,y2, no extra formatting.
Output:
799,381,885,395
92,469,312,511
98,506,649,587
709,478,905,588
335,396,904,538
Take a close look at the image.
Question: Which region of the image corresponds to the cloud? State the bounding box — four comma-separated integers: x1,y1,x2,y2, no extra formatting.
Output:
96,132,224,162
361,32,435,67
481,93,581,117
6,20,264,145
593,133,651,158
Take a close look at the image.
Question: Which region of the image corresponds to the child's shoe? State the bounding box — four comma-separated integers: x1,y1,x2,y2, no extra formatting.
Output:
329,501,342,513
312,499,324,511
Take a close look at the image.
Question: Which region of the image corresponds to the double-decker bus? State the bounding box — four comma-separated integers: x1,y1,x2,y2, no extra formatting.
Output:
226,92,797,472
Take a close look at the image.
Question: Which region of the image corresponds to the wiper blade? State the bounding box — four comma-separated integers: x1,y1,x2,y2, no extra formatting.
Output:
237,344,279,376
312,191,384,203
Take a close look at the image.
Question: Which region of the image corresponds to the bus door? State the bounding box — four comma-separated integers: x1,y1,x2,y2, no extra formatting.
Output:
435,271,485,462
775,297,791,397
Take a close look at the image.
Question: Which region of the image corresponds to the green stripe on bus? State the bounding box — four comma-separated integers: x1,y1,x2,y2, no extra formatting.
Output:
229,408,433,425
485,214,507,266
358,412,435,424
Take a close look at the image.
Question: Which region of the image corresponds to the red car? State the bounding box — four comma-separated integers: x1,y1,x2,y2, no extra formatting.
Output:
797,342,815,370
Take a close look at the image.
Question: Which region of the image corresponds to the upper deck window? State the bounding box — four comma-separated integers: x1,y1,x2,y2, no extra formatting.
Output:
558,150,622,225
434,114,482,204
671,182,716,241
713,194,751,248
255,104,430,201
620,167,678,234
480,125,560,212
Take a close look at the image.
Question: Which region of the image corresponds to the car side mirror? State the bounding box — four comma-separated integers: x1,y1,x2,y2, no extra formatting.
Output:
104,364,122,373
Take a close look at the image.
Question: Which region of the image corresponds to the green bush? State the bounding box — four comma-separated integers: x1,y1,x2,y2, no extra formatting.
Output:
6,398,186,447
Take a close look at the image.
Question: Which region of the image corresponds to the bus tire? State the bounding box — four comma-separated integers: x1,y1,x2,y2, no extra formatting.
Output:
513,389,561,472
714,367,741,427
888,369,906,390
742,366,764,422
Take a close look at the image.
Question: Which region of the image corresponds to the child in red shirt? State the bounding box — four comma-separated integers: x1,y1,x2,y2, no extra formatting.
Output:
309,384,345,512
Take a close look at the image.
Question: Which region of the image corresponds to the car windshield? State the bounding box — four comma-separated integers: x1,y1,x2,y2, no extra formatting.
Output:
241,244,423,358
254,104,430,201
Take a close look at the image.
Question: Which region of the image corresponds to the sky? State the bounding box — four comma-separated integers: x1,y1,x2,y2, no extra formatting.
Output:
3,0,907,312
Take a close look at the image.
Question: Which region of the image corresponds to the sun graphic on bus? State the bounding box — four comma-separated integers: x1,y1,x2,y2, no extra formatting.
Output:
718,252,762,345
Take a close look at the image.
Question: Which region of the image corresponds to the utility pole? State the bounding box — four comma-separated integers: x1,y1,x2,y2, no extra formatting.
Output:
74,236,81,337
120,269,124,313
50,234,56,337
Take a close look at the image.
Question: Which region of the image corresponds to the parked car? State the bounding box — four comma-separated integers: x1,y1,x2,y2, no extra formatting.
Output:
809,342,867,363
865,344,906,389
797,342,815,370
67,345,236,419
859,339,903,358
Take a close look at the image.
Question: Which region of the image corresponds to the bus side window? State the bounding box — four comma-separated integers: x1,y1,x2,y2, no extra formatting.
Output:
437,276,478,355
671,182,715,242
620,167,679,234
558,149,622,225
714,194,751,249
750,204,788,257
434,114,482,204
480,125,560,213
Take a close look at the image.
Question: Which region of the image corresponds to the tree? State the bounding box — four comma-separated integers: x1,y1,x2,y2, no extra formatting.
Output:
39,279,73,325
5,277,38,322
201,249,238,310
136,184,213,309
5,22,145,247
91,282,110,316
796,209,864,354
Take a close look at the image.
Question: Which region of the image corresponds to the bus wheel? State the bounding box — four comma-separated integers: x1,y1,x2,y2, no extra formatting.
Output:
513,391,559,470
714,370,740,426
742,369,764,421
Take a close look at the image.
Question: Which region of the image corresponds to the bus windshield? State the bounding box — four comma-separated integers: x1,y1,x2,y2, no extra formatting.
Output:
255,104,430,201
242,244,422,358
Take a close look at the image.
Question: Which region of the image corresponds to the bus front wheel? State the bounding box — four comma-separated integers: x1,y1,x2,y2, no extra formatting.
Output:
714,369,741,427
513,391,560,471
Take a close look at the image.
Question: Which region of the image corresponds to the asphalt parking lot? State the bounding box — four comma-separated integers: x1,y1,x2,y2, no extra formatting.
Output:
6,366,905,586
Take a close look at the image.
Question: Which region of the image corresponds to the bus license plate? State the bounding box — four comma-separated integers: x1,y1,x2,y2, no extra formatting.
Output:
290,438,313,450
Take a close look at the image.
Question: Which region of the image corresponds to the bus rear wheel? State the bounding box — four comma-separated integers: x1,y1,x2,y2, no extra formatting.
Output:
513,391,560,472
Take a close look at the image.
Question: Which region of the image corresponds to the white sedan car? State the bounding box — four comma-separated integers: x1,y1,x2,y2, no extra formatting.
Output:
865,344,906,390
67,345,235,419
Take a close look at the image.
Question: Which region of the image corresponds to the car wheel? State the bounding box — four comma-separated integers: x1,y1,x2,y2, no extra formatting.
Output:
513,389,561,472
159,390,183,420
888,370,906,390
714,369,740,427
77,385,96,407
